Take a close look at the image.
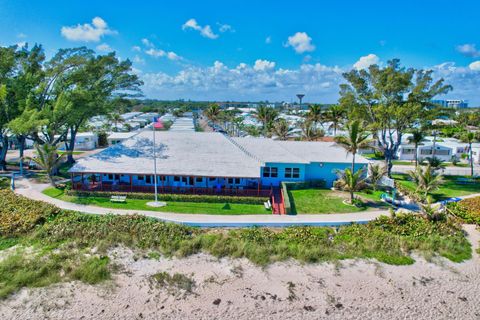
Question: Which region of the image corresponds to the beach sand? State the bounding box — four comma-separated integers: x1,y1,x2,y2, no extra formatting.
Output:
1,225,479,320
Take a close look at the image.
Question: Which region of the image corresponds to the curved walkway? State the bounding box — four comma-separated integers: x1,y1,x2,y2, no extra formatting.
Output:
14,178,389,228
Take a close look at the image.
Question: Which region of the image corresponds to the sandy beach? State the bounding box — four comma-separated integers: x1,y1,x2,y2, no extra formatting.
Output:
0,225,479,320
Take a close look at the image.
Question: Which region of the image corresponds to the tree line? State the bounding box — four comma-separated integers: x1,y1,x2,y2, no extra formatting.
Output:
0,44,142,172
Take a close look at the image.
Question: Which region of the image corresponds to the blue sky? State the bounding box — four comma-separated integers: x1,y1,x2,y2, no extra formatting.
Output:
1,0,480,105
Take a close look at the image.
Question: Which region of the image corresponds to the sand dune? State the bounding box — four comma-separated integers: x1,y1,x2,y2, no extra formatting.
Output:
1,226,479,320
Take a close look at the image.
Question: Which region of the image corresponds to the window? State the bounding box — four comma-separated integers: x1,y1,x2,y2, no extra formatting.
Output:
173,176,180,182
182,177,188,183
196,177,203,182
420,149,432,155
235,178,240,184
146,175,152,184
292,168,300,178
228,178,241,184
228,178,233,184
138,175,144,181
209,177,216,182
108,174,113,180
263,167,278,178
285,168,300,178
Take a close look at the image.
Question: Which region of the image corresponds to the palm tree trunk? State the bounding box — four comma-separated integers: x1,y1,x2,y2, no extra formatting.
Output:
350,189,354,204
352,153,356,173
470,143,474,177
415,142,418,167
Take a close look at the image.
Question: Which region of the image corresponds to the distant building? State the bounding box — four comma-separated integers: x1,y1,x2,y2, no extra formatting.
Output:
431,99,469,109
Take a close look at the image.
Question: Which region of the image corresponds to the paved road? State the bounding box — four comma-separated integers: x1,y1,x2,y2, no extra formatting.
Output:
14,178,389,228
392,164,480,176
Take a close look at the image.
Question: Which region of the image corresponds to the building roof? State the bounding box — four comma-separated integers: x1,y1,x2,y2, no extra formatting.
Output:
107,132,138,140
71,131,262,178
70,131,369,177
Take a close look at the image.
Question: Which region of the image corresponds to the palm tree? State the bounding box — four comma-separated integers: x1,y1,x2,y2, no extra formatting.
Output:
30,143,65,187
407,164,444,200
273,118,290,140
324,105,345,136
335,120,372,172
108,112,125,132
462,131,477,176
306,104,322,126
407,129,425,167
300,119,324,141
368,163,387,191
204,104,221,125
253,105,278,136
335,168,368,204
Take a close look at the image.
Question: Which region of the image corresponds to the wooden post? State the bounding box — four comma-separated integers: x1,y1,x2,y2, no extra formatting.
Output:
257,178,261,196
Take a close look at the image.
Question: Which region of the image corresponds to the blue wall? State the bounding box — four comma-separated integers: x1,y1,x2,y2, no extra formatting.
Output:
261,162,367,187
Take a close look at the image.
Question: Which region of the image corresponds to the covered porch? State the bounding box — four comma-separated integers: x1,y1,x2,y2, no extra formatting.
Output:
70,172,271,197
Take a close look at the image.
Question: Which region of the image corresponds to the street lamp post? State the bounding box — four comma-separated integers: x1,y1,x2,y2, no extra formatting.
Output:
153,125,158,203
296,94,305,111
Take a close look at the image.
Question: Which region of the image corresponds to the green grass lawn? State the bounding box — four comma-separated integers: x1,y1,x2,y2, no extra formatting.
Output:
57,151,84,156
288,188,386,214
43,187,269,215
393,174,480,201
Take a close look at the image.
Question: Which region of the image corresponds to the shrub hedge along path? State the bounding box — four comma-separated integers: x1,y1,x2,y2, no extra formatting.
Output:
15,178,388,227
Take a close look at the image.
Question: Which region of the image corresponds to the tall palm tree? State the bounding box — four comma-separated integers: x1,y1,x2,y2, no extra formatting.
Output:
368,163,387,191
273,118,290,140
324,105,345,136
462,131,477,177
253,105,278,136
108,112,125,132
335,120,372,172
407,129,425,167
300,119,324,141
335,168,368,204
31,143,65,187
306,104,322,126
204,104,221,125
407,164,444,200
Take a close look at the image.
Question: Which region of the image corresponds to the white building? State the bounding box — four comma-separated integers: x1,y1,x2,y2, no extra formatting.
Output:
107,132,138,146
57,132,98,151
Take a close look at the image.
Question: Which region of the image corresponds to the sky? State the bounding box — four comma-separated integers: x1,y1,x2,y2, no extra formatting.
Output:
1,0,480,105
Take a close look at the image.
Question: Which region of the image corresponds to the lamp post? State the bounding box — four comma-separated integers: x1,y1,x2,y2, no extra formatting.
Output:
147,119,164,207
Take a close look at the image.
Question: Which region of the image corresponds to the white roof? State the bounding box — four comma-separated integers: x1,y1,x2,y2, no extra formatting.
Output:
70,132,369,177
71,131,261,178
107,132,138,140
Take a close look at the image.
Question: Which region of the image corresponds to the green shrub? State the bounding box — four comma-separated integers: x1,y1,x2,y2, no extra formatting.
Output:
71,256,111,284
448,196,480,224
65,190,267,205
0,190,60,236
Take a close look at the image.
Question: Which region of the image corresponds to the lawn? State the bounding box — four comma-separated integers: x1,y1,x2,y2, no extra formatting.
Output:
288,188,386,214
57,151,84,156
43,187,269,215
393,174,480,202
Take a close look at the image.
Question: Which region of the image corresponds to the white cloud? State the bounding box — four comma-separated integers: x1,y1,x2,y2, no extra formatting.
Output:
253,59,276,71
141,38,154,47
182,18,218,39
353,54,380,70
456,44,480,58
132,45,142,52
285,32,315,54
468,61,480,71
61,17,116,42
16,42,27,48
96,43,112,52
133,55,145,65
265,36,272,44
140,60,342,102
145,48,181,61
17,33,27,39
218,23,233,33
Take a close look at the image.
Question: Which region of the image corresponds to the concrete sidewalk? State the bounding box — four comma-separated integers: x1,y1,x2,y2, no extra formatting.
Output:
14,178,389,228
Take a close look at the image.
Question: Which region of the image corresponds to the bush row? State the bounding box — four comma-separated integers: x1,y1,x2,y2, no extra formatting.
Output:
65,189,268,205
0,190,60,236
447,196,480,225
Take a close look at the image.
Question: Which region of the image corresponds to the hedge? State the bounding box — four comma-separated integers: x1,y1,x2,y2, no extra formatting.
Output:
65,189,268,205
0,189,60,236
280,182,292,215
447,196,480,225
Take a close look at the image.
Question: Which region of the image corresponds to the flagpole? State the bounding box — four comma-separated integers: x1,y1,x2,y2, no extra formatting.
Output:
153,122,158,203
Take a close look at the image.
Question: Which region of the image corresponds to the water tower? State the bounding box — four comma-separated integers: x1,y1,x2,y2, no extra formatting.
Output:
296,94,305,110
